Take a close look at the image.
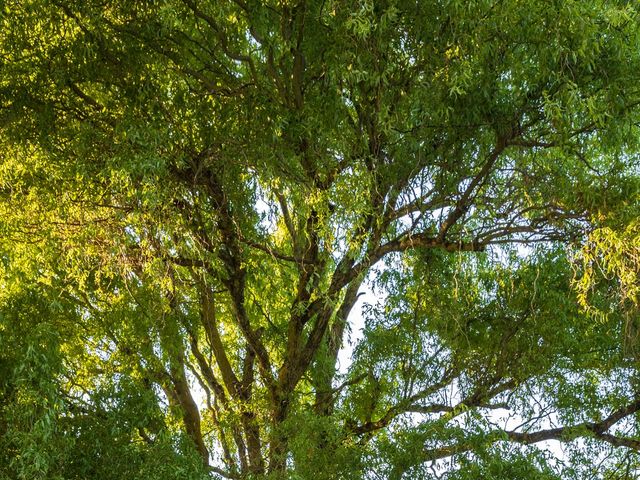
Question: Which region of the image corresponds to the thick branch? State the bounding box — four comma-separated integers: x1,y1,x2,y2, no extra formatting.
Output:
198,282,241,399
421,398,640,464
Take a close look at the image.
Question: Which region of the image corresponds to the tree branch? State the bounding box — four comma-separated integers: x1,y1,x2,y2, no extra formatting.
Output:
420,398,640,464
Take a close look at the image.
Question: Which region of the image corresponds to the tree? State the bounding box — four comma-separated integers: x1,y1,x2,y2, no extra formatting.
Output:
1,0,639,478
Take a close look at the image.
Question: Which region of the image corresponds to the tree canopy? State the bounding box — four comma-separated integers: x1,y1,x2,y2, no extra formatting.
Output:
1,0,639,478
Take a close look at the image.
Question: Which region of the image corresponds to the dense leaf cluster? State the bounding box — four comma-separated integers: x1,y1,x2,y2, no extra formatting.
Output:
1,0,639,478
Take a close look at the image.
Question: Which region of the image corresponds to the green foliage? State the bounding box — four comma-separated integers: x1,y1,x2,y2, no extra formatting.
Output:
449,449,562,480
1,0,639,478
0,283,68,480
